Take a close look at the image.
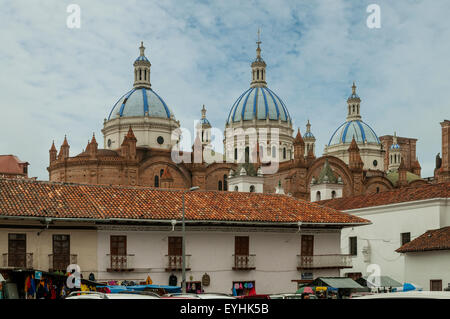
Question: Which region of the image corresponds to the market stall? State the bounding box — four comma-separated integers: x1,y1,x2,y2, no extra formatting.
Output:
0,269,106,299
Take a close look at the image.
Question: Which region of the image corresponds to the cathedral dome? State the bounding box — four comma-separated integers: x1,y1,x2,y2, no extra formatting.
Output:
328,120,380,146
226,86,291,124
107,87,174,120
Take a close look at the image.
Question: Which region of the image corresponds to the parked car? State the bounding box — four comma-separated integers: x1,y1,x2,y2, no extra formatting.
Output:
162,293,235,299
269,293,302,299
235,294,271,299
353,291,450,299
66,291,160,299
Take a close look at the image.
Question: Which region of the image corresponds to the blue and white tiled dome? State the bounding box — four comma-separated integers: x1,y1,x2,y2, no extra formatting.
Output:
304,131,314,138
108,87,174,120
390,143,400,150
226,87,291,124
328,120,380,146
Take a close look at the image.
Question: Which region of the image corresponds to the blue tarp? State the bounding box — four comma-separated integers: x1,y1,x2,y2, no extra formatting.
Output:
105,284,181,294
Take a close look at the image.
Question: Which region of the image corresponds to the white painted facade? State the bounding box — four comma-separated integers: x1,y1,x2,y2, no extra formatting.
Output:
310,183,343,202
97,226,345,294
340,198,450,285
102,116,180,151
402,251,450,291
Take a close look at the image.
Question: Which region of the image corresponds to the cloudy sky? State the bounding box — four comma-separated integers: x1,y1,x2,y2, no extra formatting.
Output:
0,0,449,180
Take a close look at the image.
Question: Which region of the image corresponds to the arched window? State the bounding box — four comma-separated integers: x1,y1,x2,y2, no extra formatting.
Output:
160,169,164,177
245,147,250,163
283,147,286,159
376,187,380,193
250,185,255,193
234,148,238,161
139,69,142,80
218,181,222,191
331,191,336,199
154,175,159,187
257,69,260,79
316,191,321,201
353,105,355,113
223,175,228,191
234,186,238,192
272,146,276,158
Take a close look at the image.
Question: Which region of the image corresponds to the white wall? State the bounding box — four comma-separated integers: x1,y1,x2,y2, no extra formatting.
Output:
403,251,450,291
97,227,342,294
340,199,448,284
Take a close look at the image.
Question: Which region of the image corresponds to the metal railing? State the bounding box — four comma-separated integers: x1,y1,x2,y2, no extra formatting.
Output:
233,254,256,270
297,254,352,269
106,254,135,271
48,254,77,272
165,255,191,271
1,253,34,269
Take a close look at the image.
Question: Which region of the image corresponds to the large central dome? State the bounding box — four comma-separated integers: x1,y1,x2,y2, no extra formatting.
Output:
224,37,294,164
226,86,291,123
102,42,179,151
108,87,174,120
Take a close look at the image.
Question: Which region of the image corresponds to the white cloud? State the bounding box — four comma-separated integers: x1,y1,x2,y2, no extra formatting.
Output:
0,0,448,179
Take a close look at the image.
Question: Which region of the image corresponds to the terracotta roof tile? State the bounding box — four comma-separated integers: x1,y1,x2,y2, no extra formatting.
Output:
396,226,450,253
318,182,449,211
0,178,369,225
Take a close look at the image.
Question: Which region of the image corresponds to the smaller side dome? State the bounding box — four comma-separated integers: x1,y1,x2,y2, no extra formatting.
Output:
390,132,401,150
304,120,315,139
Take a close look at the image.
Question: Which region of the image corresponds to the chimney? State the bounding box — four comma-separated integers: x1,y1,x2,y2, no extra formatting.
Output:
438,120,450,182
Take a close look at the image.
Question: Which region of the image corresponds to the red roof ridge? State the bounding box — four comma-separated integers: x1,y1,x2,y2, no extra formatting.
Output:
0,177,369,225
319,182,450,211
396,226,450,253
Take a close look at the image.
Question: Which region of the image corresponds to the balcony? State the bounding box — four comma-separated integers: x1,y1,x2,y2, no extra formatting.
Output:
1,253,34,269
48,254,77,272
165,255,191,271
106,254,135,272
297,254,352,270
232,254,256,270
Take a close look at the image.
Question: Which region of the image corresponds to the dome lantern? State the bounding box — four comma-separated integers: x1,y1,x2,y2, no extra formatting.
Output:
133,41,151,89
347,82,361,121
250,29,267,88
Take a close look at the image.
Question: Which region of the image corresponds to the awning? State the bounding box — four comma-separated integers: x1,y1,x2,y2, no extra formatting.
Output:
105,284,181,294
362,276,402,288
315,277,363,289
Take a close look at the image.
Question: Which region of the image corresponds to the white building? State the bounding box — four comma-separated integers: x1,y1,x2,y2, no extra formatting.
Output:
0,178,369,295
320,182,450,290
397,226,450,291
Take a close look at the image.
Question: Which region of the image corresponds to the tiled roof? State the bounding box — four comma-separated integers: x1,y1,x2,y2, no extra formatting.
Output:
396,226,450,253
318,182,450,211
0,178,369,225
0,155,28,175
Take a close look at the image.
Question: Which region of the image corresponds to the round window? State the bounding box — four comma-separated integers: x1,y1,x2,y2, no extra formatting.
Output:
157,136,164,145
373,160,378,167
107,139,112,148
